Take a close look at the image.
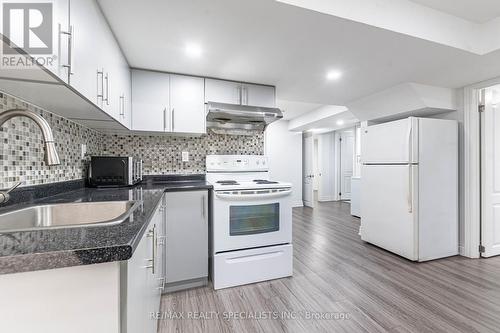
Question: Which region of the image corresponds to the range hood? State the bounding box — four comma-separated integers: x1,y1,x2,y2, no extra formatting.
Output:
206,102,283,134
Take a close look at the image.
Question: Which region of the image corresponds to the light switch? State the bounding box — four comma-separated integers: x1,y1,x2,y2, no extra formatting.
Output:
182,151,189,162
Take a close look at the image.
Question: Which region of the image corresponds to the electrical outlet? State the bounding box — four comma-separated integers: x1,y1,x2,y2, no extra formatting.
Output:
81,144,87,159
182,151,189,162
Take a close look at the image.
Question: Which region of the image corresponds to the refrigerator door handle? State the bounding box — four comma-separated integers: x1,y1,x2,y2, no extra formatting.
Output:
407,164,413,213
407,123,412,163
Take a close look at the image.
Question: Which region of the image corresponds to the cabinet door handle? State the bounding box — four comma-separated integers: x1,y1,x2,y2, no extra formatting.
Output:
97,69,104,102
59,24,73,81
104,73,109,105
146,226,156,274
237,85,242,105
119,95,125,117
171,108,175,132
201,195,206,220
242,86,248,105
163,107,167,131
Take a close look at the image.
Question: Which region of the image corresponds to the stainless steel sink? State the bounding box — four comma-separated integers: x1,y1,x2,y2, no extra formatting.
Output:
0,200,140,233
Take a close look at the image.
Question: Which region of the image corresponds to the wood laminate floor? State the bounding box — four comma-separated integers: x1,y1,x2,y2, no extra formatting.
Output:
158,201,500,333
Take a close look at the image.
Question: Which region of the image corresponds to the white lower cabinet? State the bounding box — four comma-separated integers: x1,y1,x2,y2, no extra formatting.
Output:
0,195,167,333
165,190,208,292
123,195,166,333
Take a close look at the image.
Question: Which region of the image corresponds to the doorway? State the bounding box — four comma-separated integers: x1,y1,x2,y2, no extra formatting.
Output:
302,128,357,208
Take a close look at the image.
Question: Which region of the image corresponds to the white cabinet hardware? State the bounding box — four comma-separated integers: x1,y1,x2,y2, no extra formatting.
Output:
59,24,73,82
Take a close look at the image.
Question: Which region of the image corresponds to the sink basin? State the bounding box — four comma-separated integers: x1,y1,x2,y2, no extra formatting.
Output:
0,201,140,233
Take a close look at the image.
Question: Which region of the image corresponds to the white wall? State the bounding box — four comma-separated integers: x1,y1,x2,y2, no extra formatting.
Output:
265,120,303,207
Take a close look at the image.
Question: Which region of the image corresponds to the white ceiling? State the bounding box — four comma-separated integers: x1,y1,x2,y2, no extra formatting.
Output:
276,99,322,120
98,0,500,120
410,0,500,23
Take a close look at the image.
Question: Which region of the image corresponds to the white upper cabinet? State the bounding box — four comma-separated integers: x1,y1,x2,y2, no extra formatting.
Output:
101,30,131,127
242,83,275,108
205,78,241,105
205,78,276,108
52,0,70,83
170,74,205,134
68,0,103,106
131,71,205,134
131,69,170,132
66,0,131,126
118,69,132,128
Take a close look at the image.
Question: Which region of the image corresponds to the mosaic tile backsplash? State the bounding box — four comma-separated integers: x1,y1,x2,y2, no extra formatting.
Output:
0,93,264,189
0,93,103,189
101,133,264,174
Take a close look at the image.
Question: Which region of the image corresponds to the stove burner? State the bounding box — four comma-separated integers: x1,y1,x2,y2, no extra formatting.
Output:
216,180,239,185
253,180,279,184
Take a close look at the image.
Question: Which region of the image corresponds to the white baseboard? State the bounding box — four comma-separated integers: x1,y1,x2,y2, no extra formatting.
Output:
458,245,466,257
318,196,336,202
293,201,303,207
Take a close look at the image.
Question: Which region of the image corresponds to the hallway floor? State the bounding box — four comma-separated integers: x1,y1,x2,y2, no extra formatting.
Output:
158,201,500,333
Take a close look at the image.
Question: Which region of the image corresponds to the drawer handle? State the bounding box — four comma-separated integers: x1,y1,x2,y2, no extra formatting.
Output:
225,251,283,264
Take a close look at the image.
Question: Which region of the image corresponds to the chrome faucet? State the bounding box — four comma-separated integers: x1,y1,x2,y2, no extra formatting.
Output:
0,108,60,166
0,181,22,204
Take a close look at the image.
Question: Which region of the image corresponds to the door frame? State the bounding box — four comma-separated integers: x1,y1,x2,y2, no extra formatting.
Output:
463,76,500,258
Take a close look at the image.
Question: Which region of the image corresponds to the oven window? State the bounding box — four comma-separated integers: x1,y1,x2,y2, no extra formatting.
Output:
229,203,280,236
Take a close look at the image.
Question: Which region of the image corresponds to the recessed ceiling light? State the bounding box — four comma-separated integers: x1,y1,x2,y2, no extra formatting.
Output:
336,119,345,126
185,42,202,58
326,70,342,81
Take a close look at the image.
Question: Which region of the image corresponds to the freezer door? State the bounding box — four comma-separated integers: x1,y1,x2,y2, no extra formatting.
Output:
362,117,418,164
360,164,418,261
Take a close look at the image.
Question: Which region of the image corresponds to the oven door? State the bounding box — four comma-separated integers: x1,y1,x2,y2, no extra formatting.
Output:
213,187,292,253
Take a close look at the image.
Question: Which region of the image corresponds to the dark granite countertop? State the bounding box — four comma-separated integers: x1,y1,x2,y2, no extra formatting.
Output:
0,176,212,275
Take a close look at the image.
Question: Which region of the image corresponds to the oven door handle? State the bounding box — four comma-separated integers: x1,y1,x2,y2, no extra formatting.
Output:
215,189,292,200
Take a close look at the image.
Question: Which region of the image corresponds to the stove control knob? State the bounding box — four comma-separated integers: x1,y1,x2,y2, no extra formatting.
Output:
256,160,260,165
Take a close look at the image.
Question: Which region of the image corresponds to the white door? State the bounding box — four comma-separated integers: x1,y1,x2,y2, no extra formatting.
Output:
340,130,354,200
69,0,103,104
303,136,314,207
170,74,206,134
53,0,70,82
481,86,500,257
242,83,275,107
313,139,319,191
131,70,169,132
166,191,208,283
362,117,418,164
204,78,241,104
361,164,418,261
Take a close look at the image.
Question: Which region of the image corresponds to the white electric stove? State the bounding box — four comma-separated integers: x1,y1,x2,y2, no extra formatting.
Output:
206,155,293,290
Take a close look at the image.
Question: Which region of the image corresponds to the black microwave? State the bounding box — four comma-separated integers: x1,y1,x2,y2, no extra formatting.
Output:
88,156,143,187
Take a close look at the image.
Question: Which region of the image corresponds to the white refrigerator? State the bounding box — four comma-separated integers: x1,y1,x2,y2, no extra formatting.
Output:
360,117,458,261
